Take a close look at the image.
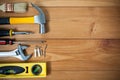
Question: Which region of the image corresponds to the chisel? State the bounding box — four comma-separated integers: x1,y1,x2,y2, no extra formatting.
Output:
0,29,32,37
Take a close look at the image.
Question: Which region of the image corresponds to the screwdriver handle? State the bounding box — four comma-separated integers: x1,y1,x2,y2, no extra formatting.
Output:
0,29,13,37
0,39,14,45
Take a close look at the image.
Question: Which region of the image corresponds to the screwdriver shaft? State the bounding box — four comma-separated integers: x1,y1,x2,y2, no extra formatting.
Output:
0,39,45,45
14,40,45,44
12,31,33,35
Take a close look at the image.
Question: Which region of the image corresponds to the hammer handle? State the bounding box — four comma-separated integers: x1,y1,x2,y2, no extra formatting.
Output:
0,17,10,24
0,17,34,24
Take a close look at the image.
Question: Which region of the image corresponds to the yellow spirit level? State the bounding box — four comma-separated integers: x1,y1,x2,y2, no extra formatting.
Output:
0,62,46,78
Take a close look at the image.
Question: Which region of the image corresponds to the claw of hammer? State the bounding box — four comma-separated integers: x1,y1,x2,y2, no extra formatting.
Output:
31,3,46,34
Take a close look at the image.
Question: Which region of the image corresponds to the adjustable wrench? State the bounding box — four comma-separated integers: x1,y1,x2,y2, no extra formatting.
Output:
0,44,32,61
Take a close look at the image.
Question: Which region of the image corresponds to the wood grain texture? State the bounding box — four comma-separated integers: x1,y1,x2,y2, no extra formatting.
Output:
0,7,120,39
1,0,120,7
0,0,120,80
0,40,120,71
1,71,120,80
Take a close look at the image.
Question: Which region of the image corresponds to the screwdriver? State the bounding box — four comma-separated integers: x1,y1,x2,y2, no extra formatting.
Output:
0,29,32,37
0,39,45,45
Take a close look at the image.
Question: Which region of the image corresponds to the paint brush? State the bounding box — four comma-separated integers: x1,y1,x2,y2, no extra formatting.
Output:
0,3,28,13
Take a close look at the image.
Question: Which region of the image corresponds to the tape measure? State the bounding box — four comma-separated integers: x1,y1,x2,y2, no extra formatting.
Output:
0,62,46,78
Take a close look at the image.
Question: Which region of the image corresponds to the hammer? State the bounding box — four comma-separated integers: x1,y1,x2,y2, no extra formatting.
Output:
0,3,46,34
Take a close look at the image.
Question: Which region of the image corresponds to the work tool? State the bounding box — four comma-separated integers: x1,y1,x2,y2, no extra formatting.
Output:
0,62,46,78
0,29,32,37
0,44,31,61
0,3,46,34
34,46,42,57
0,39,45,45
0,3,28,13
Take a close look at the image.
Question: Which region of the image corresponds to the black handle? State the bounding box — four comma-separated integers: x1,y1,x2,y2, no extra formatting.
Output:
0,17,10,24
0,66,25,75
0,30,9,36
0,39,14,45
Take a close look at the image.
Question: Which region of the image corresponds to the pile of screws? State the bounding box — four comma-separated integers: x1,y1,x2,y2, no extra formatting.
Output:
34,44,47,58
34,46,43,57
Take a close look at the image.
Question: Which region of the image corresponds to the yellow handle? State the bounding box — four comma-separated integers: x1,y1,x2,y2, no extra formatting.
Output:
10,17,34,24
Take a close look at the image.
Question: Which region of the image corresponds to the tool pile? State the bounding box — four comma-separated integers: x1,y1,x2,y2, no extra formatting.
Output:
0,2,47,78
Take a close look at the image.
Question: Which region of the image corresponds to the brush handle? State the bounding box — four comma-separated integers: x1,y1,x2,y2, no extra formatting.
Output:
0,17,34,24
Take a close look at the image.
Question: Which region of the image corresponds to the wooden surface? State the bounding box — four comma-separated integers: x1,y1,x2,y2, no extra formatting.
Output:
0,0,120,80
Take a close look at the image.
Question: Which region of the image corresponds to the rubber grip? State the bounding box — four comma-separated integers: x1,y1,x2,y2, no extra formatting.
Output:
0,39,14,45
10,17,34,24
0,17,10,24
0,30,9,36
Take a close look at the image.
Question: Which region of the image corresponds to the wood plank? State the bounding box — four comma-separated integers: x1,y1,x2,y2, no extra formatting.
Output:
0,8,120,39
1,0,120,7
0,0,119,80
2,71,120,80
0,40,120,71
1,7,120,17
1,20,120,39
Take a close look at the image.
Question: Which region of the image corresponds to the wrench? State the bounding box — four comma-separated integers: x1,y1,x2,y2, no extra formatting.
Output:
0,44,32,61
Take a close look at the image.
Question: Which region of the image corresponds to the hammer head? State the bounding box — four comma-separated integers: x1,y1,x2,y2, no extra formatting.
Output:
31,3,46,34
16,44,31,61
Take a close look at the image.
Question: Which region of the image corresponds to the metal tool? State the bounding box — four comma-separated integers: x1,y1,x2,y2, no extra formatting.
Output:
34,46,42,57
0,63,46,78
0,29,32,37
0,39,45,45
0,44,31,61
0,3,46,34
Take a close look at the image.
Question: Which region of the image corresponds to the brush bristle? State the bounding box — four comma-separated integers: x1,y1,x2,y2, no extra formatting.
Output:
0,4,6,12
14,3,28,13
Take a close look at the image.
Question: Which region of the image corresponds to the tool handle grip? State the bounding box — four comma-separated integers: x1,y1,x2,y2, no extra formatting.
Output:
0,51,16,57
10,17,34,24
0,17,34,24
0,30,9,36
0,17,10,24
0,39,14,45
